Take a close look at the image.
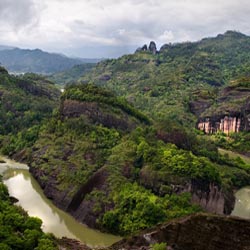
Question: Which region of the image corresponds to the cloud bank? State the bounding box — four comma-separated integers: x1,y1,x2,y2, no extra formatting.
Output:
0,0,250,57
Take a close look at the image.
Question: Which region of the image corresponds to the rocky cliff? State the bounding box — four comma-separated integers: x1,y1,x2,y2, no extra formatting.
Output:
191,79,250,134
28,84,150,230
183,181,234,215
58,214,250,250
109,213,250,250
60,99,139,131
136,41,158,54
140,169,234,215
197,115,242,134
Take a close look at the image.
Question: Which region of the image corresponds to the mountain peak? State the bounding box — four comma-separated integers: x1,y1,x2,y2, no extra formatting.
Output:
220,30,247,38
135,41,158,54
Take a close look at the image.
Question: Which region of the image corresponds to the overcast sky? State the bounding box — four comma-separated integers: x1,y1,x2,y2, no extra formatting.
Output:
0,0,250,58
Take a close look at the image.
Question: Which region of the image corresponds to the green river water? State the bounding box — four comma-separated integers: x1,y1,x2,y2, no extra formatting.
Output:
0,157,121,247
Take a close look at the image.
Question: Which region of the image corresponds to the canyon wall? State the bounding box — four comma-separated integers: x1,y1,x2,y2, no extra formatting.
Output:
197,116,242,134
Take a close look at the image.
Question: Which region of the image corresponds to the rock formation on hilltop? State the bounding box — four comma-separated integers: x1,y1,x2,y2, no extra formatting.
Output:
136,41,157,54
149,41,157,54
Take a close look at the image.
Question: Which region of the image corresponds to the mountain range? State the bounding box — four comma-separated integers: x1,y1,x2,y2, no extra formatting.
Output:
0,47,101,74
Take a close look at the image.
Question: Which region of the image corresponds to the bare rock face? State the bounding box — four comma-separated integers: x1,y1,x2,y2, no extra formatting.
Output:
183,180,234,215
136,44,148,52
197,115,243,134
149,41,157,55
190,79,250,134
60,99,138,131
67,166,109,228
244,98,250,131
110,213,250,250
135,42,157,54
140,169,235,216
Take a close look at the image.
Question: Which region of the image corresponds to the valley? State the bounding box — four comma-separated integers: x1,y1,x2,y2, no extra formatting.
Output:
0,31,250,250
1,158,120,247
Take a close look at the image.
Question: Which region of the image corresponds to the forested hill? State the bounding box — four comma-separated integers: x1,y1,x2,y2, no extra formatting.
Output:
0,67,60,157
0,47,99,74
1,31,250,250
79,31,250,127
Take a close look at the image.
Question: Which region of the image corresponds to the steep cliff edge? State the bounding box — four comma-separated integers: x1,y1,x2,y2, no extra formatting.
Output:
58,213,250,250
140,168,234,215
192,78,250,134
109,213,250,250
29,84,150,229
60,99,139,131
186,181,234,215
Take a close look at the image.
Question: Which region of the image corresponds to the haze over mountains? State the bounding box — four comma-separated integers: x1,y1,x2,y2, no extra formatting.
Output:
0,46,101,74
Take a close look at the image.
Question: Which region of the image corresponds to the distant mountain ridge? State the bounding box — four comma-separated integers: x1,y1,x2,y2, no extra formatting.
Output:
0,45,16,51
0,47,101,74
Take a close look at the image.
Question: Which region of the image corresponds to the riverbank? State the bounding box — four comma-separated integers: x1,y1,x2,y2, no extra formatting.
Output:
2,154,250,250
0,157,121,247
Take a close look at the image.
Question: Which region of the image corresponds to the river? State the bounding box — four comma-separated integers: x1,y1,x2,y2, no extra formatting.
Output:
1,156,250,247
231,187,250,219
0,157,121,247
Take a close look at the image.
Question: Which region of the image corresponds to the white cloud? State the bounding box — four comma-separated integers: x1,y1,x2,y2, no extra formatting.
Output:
0,0,250,57
158,31,174,43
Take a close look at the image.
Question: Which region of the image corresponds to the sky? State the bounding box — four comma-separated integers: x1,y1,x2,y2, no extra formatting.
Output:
0,0,250,58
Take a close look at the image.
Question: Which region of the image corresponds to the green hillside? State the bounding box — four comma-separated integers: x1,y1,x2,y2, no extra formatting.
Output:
0,47,98,74
79,31,250,126
47,63,96,86
27,83,250,236
0,178,57,250
0,68,60,157
1,31,250,243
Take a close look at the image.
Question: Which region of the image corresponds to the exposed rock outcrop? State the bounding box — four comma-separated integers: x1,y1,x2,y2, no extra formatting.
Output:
136,42,158,54
58,237,91,250
109,213,250,250
60,99,139,131
29,164,110,229
67,166,110,228
149,41,157,55
182,180,234,215
197,115,243,134
140,169,234,215
192,82,250,134
136,44,148,52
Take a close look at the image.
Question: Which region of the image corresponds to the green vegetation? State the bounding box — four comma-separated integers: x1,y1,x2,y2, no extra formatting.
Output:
219,148,250,165
150,243,167,250
47,64,96,86
0,48,83,74
0,70,60,156
0,178,57,249
62,84,150,124
102,183,200,235
79,31,250,127
10,80,249,236
0,30,250,241
214,132,250,155
31,116,121,192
